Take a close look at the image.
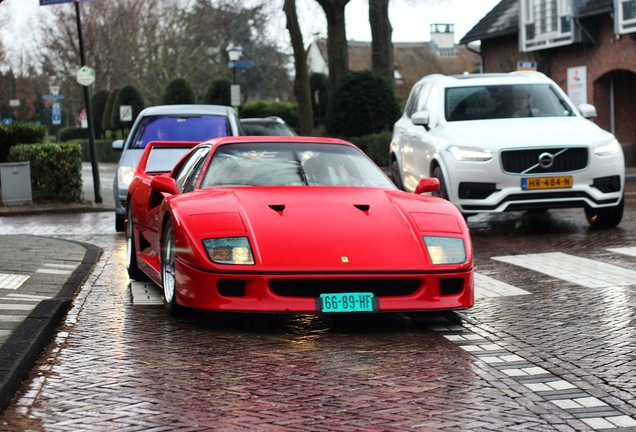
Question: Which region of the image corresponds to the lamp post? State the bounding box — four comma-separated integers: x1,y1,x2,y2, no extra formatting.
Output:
227,45,243,108
227,45,242,84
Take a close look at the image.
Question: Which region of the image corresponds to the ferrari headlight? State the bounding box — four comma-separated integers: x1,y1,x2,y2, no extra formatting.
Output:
117,165,136,186
423,236,466,264
594,139,621,156
448,145,492,161
203,237,254,265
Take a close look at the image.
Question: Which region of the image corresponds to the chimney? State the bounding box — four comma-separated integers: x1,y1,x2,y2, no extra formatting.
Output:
430,23,455,49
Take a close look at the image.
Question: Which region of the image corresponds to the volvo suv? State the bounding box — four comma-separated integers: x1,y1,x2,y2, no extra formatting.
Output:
390,72,625,228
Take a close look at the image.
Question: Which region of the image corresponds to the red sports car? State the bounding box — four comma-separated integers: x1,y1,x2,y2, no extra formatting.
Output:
126,136,474,315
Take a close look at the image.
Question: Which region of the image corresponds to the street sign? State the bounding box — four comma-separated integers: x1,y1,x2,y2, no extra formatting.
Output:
2,119,12,125
52,102,62,125
78,108,87,128
43,95,65,100
120,105,132,121
76,65,95,86
39,0,73,5
9,99,20,107
227,61,253,69
231,84,241,107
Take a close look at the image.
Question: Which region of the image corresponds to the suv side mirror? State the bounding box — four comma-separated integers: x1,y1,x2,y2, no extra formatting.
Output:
411,110,430,130
414,177,440,194
578,104,597,119
112,139,124,151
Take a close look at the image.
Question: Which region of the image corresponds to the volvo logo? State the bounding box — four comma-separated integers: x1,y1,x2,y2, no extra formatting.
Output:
538,152,555,169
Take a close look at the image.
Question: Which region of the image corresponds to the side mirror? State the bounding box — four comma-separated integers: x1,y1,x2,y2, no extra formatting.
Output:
411,110,430,128
414,177,440,194
112,139,124,151
151,175,178,195
578,103,597,119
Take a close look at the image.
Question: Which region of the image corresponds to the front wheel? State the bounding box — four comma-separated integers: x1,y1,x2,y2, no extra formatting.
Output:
585,195,624,228
431,166,449,200
391,159,404,190
126,205,146,280
161,219,185,315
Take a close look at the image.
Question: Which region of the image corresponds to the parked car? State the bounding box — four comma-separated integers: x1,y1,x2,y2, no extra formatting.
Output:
390,71,625,228
240,116,297,136
112,104,242,231
126,136,474,315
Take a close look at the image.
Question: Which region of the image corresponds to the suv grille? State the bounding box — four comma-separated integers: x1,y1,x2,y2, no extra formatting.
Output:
501,147,588,174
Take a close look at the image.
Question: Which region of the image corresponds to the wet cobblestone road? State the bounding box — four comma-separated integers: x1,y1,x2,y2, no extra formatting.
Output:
0,185,635,431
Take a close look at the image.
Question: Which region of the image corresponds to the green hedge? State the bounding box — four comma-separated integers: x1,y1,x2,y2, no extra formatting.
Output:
0,122,48,163
59,126,89,142
8,143,83,202
344,131,392,168
240,101,298,130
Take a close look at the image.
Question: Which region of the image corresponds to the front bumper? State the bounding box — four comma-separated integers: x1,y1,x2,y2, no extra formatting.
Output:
443,152,624,213
173,258,474,313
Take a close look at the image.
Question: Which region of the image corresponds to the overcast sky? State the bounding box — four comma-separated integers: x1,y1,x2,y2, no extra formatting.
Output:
0,0,500,69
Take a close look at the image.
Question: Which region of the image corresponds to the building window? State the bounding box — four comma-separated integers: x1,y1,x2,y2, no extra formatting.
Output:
615,0,636,34
521,0,576,51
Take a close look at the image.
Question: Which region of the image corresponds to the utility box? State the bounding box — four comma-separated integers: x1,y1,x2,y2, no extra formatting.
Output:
0,162,33,206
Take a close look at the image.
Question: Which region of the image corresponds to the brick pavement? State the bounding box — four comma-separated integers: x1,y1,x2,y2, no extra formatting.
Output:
0,235,100,412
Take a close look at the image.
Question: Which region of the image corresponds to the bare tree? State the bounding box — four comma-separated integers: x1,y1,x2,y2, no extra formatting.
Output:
369,0,394,84
315,0,351,92
284,0,313,135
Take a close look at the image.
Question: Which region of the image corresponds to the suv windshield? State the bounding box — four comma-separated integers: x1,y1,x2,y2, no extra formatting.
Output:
445,84,574,122
129,115,229,149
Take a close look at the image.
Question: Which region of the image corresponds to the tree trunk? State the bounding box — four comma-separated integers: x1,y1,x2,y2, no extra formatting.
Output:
315,0,350,92
369,0,394,85
284,0,314,135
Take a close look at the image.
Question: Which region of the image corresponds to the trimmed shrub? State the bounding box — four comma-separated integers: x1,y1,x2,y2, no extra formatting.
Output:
59,126,89,142
92,89,111,139
161,77,196,105
8,143,83,202
326,70,401,137
203,78,232,106
111,84,145,131
0,122,47,162
347,131,392,167
310,73,329,125
240,101,298,130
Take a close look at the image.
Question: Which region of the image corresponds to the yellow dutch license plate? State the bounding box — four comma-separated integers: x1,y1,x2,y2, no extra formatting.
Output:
521,176,573,190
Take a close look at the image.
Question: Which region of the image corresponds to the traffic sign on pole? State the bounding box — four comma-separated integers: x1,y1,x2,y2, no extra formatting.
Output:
76,65,95,86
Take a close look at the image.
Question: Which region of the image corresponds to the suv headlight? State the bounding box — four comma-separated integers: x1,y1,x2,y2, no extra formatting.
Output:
594,139,621,156
448,146,492,161
117,165,136,186
423,236,466,264
203,237,254,265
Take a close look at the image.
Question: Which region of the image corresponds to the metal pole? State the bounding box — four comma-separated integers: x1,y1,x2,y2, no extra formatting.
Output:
75,0,102,203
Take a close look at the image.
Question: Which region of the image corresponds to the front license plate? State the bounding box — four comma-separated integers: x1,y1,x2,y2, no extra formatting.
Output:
319,292,375,312
521,176,573,190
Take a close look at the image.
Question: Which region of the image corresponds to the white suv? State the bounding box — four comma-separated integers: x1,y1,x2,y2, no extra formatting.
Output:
390,72,625,228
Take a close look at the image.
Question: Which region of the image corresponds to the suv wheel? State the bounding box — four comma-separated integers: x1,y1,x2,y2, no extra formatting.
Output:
391,159,403,190
432,166,449,200
585,195,624,228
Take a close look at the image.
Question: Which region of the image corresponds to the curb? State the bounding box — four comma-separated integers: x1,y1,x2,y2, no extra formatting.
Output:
0,238,102,413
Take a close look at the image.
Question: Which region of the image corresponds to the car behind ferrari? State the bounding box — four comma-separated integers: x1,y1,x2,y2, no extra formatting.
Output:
126,136,474,315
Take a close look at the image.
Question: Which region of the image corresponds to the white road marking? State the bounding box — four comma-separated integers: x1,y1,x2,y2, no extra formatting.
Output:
0,273,30,290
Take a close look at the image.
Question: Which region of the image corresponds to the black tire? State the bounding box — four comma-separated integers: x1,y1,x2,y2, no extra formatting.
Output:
115,213,125,232
125,206,146,280
585,194,624,228
161,219,185,315
391,159,404,190
432,166,449,200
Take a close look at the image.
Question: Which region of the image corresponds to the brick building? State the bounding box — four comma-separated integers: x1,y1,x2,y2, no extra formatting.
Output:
460,0,636,165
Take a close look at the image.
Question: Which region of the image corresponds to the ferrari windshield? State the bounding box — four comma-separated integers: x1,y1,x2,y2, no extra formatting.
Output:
201,142,396,188
445,84,574,121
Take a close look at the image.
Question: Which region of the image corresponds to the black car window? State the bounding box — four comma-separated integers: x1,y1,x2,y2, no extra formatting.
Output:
175,146,210,192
